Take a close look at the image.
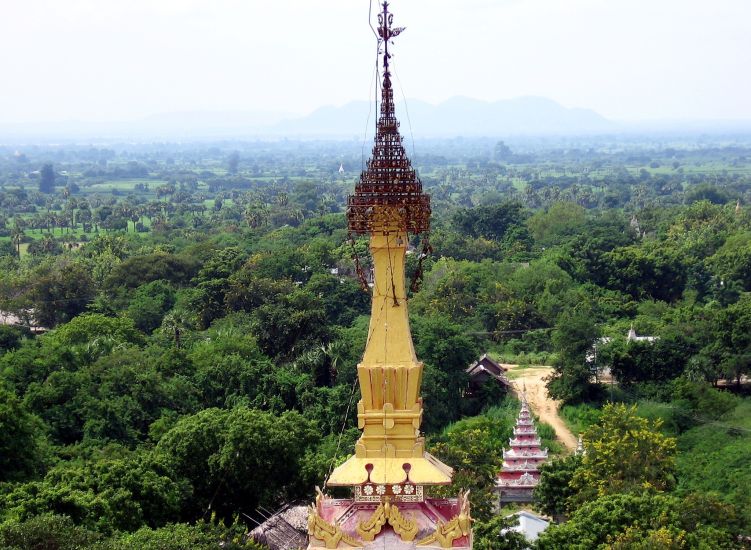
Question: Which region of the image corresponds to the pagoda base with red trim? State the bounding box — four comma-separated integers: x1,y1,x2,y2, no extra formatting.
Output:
307,489,472,549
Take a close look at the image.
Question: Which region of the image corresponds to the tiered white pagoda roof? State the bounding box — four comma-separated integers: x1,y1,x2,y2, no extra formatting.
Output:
503,447,548,460
497,397,549,500
497,472,538,488
514,425,537,435
507,437,544,448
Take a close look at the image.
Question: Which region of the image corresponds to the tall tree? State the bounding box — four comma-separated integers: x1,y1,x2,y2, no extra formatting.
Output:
570,403,676,504
547,307,600,403
533,453,583,518
155,407,318,522
31,260,95,327
39,163,55,194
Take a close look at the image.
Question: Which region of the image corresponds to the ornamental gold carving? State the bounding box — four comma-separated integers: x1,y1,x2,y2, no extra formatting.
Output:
417,490,472,548
356,497,418,542
308,488,363,548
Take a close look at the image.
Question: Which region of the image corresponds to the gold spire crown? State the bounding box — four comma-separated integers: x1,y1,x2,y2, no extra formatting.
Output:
347,1,430,236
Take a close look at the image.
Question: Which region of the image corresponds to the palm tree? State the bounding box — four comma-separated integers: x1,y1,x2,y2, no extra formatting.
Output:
244,201,269,228
40,234,56,253
11,222,24,257
293,341,347,387
161,309,195,349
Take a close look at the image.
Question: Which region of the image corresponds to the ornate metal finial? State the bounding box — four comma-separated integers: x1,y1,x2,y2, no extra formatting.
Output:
377,2,405,88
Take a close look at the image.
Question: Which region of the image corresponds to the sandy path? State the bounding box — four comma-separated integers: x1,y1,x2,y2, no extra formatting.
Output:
503,364,578,451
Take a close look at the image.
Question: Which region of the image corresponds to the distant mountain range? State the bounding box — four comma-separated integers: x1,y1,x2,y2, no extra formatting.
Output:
272,96,615,138
2,97,750,141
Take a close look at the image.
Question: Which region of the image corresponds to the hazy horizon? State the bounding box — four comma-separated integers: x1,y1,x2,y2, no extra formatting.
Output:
6,94,751,127
3,95,751,143
1,0,750,127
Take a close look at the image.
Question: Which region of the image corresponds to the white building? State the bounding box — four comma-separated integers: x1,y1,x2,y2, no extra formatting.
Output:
502,510,551,543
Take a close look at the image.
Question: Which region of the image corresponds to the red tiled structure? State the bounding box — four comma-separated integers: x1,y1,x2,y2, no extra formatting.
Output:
496,398,548,503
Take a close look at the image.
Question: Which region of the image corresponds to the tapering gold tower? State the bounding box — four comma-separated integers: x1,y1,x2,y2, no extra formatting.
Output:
307,3,472,549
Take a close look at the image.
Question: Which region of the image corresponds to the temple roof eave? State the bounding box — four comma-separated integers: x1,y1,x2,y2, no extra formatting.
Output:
326,452,453,486
496,479,540,488
503,449,549,460
509,437,542,447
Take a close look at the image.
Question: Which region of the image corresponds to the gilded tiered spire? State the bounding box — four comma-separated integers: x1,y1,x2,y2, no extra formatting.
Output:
308,5,471,548
328,0,449,489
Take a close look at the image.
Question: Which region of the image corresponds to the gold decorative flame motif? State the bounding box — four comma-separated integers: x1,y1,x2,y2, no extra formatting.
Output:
308,488,364,548
417,491,473,548
355,497,419,542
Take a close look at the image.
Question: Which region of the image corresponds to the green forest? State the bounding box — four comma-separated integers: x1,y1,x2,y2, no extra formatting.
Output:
1,136,750,549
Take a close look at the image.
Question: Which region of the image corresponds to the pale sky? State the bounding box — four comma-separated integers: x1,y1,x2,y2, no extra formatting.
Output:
1,0,749,124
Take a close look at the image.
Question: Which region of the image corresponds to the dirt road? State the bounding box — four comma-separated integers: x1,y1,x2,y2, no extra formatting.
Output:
503,364,578,451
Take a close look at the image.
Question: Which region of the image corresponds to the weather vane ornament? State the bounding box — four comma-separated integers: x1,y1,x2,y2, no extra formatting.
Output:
307,3,472,549
378,6,406,71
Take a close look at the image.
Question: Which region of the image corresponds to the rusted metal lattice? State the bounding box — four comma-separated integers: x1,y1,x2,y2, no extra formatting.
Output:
347,1,430,236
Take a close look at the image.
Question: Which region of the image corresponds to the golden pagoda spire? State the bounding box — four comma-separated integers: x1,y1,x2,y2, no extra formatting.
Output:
326,0,450,489
308,5,471,547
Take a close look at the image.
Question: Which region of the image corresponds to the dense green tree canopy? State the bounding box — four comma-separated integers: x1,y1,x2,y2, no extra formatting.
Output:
535,492,739,550
1,139,750,545
0,386,47,482
533,454,583,518
571,403,676,502
155,407,319,521
547,308,601,403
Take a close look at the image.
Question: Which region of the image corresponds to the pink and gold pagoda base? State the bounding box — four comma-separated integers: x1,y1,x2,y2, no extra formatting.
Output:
308,489,472,549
